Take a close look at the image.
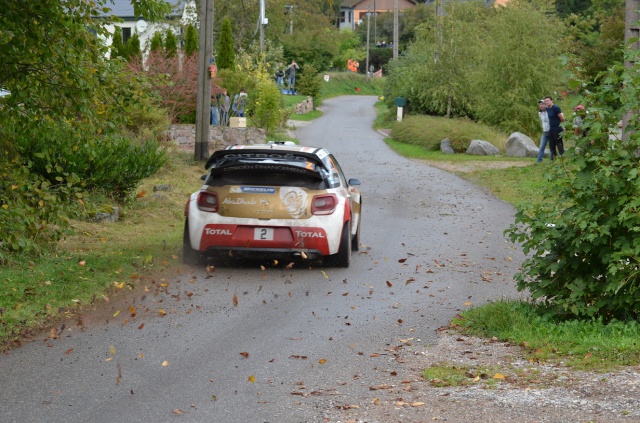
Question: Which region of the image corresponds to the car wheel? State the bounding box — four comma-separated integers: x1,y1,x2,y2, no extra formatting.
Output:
325,222,351,268
183,220,205,265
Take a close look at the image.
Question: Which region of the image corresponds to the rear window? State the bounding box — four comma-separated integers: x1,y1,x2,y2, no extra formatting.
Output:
206,153,330,189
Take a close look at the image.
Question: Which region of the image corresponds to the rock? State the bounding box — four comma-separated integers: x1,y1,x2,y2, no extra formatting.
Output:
92,207,120,223
293,97,314,114
440,138,455,155
506,132,539,158
466,140,500,156
153,184,171,192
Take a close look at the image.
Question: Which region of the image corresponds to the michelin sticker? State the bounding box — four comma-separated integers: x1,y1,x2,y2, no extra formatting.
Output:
230,186,276,194
280,187,308,219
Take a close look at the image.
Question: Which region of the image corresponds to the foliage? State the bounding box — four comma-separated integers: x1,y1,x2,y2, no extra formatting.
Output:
184,23,198,56
391,115,507,152
252,78,286,134
333,30,365,72
150,31,164,53
217,17,235,70
319,72,385,99
165,28,178,58
111,26,126,59
507,54,640,320
125,32,142,64
129,51,199,124
295,64,322,99
385,0,562,134
282,28,340,72
472,3,563,134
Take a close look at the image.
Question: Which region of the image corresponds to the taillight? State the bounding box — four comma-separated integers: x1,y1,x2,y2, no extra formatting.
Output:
197,191,219,212
311,194,337,215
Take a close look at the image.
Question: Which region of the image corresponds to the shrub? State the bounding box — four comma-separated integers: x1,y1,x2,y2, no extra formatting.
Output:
390,115,507,152
251,79,285,134
507,57,640,321
296,64,322,100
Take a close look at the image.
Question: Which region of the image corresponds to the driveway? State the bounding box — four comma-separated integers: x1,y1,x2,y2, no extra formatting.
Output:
0,95,526,423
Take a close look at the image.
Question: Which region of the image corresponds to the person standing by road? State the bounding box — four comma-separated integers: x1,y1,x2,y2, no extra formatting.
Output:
537,100,550,163
219,88,230,126
286,60,299,95
544,96,565,160
232,88,247,118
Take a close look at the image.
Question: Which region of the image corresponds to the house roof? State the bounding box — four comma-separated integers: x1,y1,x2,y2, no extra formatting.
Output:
99,0,183,19
341,0,416,8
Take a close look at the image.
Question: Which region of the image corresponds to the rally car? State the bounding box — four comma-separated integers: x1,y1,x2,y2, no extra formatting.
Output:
183,142,362,267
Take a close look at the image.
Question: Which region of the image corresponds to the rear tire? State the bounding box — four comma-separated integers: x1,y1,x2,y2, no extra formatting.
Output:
183,221,205,265
325,222,351,268
351,209,361,252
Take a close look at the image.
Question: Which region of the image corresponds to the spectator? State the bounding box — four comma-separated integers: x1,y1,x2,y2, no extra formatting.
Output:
232,88,247,118
219,88,230,126
573,104,587,137
275,68,285,89
537,100,550,163
544,96,565,160
210,93,219,125
286,60,299,95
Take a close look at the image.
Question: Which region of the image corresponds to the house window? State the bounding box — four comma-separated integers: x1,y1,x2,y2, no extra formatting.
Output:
340,11,345,23
122,27,131,44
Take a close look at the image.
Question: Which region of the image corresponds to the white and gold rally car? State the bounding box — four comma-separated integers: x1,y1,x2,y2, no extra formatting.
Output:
183,143,362,267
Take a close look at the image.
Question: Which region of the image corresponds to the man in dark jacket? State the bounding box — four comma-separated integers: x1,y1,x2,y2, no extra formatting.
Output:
544,96,565,160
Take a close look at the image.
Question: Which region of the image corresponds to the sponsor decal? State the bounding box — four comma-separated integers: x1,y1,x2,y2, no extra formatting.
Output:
222,164,312,174
295,230,326,239
205,228,232,235
222,198,257,205
230,186,276,194
280,187,308,219
223,153,307,161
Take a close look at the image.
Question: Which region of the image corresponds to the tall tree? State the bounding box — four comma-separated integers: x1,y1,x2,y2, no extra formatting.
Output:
111,26,126,58
165,28,178,57
217,17,236,69
184,23,198,56
150,31,164,53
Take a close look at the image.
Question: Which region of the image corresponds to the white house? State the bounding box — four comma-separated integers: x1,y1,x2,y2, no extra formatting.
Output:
338,0,417,31
97,0,196,58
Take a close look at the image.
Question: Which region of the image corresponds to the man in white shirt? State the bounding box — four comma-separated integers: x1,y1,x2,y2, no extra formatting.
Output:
537,100,550,163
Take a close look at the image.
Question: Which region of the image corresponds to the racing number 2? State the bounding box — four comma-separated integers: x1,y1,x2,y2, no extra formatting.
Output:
254,227,274,241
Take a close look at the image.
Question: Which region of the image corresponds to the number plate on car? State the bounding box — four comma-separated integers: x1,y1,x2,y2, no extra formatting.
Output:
254,227,274,241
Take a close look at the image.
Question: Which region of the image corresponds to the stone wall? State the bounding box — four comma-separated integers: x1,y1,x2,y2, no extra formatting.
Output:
167,125,267,151
293,97,314,115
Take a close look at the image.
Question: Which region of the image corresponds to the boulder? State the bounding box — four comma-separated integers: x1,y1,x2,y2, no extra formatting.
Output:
440,138,455,155
506,132,539,158
466,140,500,156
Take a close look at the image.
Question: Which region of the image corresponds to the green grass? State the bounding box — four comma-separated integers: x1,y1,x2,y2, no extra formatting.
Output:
0,150,200,348
289,109,323,121
452,300,640,371
319,72,385,99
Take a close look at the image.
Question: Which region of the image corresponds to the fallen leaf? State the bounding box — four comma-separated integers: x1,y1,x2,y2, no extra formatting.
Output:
410,402,425,407
260,265,266,271
318,358,327,364
162,360,169,367
136,191,146,198
113,310,120,317
301,251,308,259
386,281,393,287
172,409,184,415
138,323,144,330
464,302,472,306
129,305,136,317
321,270,328,279
248,375,256,383
398,258,407,263
493,373,505,379
78,260,86,266
286,262,295,269
584,352,593,359
158,309,167,317
109,345,116,355
240,352,249,358
373,398,382,406
64,348,74,355
49,328,57,339
233,293,239,306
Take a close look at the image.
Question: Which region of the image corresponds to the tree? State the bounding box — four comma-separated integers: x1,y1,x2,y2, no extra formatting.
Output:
217,17,236,70
150,31,164,53
126,32,142,64
184,23,198,56
111,26,126,58
165,28,178,57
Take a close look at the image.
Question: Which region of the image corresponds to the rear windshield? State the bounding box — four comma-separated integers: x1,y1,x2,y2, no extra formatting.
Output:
206,155,329,189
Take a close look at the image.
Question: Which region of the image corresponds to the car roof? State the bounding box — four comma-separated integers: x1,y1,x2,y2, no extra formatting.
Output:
205,143,330,169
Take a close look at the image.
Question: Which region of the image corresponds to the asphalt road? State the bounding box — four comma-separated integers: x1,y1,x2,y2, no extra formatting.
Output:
0,95,526,423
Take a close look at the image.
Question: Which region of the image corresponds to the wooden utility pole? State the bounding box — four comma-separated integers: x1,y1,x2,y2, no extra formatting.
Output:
366,9,370,82
195,0,214,162
622,0,640,140
393,0,398,59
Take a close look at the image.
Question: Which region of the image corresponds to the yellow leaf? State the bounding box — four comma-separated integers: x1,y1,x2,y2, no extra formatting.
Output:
38,200,44,207
105,357,113,362
301,251,308,259
321,270,328,279
410,402,426,407
162,360,169,367
464,302,472,306
138,353,144,359
318,358,327,364
373,398,382,406
158,309,167,316
109,345,116,355
248,375,255,383
260,265,266,271
233,293,239,306
113,310,120,317
113,281,124,289
493,373,505,379
172,409,184,415
78,260,86,266
273,260,278,266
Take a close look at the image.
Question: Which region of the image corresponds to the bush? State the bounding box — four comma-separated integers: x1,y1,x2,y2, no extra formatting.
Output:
14,121,167,200
390,115,507,152
252,79,285,134
507,57,640,321
296,64,322,100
